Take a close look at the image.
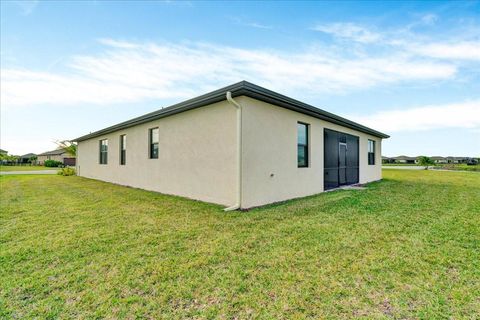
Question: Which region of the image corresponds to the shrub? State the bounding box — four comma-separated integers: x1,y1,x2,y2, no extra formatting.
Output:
57,167,76,176
44,160,63,167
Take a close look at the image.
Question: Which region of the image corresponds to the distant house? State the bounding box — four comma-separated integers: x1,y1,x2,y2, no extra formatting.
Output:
383,155,474,165
37,148,76,166
446,156,468,164
382,156,395,164
17,153,37,164
391,155,417,164
431,156,447,164
0,149,8,155
466,158,479,165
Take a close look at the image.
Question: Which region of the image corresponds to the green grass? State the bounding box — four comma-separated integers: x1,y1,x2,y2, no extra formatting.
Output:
432,164,480,172
1,170,479,319
0,165,57,172
383,163,480,172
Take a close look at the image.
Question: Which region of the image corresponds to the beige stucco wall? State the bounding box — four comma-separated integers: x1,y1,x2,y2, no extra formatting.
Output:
237,96,383,208
77,101,237,206
77,96,383,209
38,154,66,164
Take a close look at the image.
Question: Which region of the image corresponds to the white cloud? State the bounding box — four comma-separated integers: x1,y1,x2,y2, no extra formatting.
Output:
229,17,273,29
1,40,457,108
410,41,480,61
312,23,382,43
420,13,438,26
245,22,273,29
350,100,480,133
12,0,39,15
313,21,480,61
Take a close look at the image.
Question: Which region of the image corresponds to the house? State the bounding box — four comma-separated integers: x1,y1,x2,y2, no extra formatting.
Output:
466,158,479,165
382,156,395,164
0,149,7,155
74,81,389,209
446,156,468,164
431,156,447,164
391,155,417,164
17,153,37,164
37,148,76,166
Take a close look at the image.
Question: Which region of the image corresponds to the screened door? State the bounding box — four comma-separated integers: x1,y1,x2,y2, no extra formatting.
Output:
324,129,359,190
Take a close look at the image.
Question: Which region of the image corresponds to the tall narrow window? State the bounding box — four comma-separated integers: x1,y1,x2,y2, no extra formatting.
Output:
368,139,375,165
99,139,108,164
297,122,309,168
149,128,159,159
120,135,126,165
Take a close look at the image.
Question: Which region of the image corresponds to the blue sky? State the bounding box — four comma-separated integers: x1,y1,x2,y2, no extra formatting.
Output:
1,0,479,156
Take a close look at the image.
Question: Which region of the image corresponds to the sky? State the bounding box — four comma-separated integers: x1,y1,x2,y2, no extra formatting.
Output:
1,0,479,157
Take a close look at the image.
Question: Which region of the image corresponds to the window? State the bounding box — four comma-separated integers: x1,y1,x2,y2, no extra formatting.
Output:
297,122,309,168
99,139,108,164
368,139,375,165
120,135,126,165
149,128,159,159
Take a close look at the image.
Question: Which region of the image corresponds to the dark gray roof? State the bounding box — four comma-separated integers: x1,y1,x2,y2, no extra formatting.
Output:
74,81,390,142
0,149,7,153
392,155,417,160
19,153,37,159
38,148,67,156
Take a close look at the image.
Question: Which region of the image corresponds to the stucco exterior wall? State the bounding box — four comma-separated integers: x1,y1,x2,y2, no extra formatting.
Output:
38,154,67,164
77,101,237,206
237,96,382,208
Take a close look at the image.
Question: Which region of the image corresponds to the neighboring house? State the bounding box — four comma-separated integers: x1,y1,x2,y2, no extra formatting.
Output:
37,148,76,166
391,155,417,164
446,156,468,164
0,149,7,155
431,156,447,164
382,156,395,164
17,153,37,164
74,81,389,209
466,158,479,165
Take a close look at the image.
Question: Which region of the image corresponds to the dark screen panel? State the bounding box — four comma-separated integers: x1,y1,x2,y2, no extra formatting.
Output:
324,128,359,190
324,129,338,169
346,134,359,185
346,135,359,168
346,168,358,184
324,168,339,189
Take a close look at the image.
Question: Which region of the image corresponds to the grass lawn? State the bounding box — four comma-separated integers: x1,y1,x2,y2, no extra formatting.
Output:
382,163,480,172
433,164,480,172
0,165,57,172
1,170,479,319
382,163,420,166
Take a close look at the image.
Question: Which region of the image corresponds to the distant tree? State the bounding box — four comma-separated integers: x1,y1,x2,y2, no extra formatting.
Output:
417,156,435,170
0,153,18,165
55,140,77,157
29,155,38,165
